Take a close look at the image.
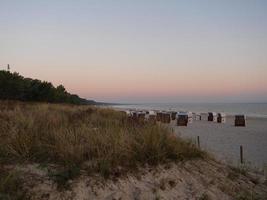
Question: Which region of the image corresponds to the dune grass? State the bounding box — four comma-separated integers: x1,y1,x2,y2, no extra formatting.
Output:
0,166,27,200
0,101,203,180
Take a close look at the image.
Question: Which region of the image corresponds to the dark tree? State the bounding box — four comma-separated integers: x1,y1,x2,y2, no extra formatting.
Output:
0,70,95,105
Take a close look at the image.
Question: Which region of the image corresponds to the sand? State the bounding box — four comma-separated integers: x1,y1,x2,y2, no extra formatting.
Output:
171,116,267,169
114,106,267,169
12,159,267,200
4,112,267,199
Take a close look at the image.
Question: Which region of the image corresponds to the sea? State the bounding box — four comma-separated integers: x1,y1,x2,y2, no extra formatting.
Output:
113,103,267,118
112,103,267,170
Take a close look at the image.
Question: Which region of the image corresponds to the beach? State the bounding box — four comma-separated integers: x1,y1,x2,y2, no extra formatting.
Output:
172,116,267,169
113,104,267,169
1,102,267,199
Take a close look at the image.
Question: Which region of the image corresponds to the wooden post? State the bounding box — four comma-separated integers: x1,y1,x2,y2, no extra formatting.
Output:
240,145,243,164
264,164,267,181
197,136,200,149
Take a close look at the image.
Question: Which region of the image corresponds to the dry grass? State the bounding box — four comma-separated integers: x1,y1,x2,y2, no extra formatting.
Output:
0,165,28,199
0,101,203,178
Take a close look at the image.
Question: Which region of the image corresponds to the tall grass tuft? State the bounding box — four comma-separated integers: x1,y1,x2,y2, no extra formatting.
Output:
0,166,28,199
0,101,204,178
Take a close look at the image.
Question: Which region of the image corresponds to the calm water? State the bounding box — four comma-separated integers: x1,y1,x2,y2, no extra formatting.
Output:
113,103,267,169
113,103,267,118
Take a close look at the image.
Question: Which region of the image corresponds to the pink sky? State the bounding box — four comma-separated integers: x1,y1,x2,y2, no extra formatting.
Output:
1,1,267,103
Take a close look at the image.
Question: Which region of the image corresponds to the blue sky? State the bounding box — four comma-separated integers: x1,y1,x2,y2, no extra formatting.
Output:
1,0,267,103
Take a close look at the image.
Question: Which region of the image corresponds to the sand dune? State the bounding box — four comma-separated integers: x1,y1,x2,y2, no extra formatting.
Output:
10,159,267,200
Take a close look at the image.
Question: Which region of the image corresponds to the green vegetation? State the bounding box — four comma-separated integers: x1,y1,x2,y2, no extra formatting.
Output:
0,70,95,104
0,101,203,182
1,102,266,199
48,165,81,189
198,193,210,200
235,190,265,200
0,167,28,200
227,165,248,180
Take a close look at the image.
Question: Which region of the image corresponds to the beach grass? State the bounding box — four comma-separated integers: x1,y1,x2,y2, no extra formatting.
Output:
0,166,27,200
0,101,203,180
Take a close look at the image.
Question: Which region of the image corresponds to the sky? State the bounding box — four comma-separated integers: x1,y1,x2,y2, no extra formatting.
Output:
0,0,267,103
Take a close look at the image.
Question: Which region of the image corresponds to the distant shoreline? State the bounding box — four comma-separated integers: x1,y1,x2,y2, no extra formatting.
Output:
111,103,267,119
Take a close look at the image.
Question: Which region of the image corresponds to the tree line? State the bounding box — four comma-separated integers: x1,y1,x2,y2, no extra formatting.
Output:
0,70,96,105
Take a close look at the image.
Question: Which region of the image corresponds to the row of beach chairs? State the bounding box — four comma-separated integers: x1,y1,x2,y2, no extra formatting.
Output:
207,112,246,126
124,110,246,127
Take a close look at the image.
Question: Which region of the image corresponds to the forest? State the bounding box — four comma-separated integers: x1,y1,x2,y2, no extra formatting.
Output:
0,70,96,105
